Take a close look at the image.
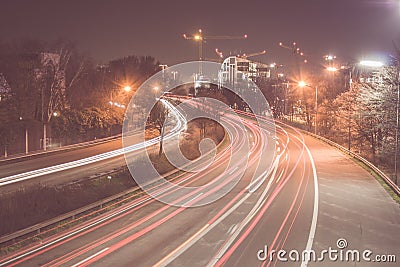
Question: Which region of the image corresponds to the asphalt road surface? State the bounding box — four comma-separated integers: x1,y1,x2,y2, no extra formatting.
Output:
0,115,399,266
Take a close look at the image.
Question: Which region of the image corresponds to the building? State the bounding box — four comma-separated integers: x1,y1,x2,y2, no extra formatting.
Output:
219,56,271,86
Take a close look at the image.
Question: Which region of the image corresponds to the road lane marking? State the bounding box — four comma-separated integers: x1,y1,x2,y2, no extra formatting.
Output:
209,126,308,266
227,224,238,235
287,129,319,267
9,114,246,266
228,166,238,175
300,137,319,267
154,192,252,267
154,224,210,267
0,195,154,267
71,247,109,267
183,193,203,206
246,153,280,193
207,184,275,266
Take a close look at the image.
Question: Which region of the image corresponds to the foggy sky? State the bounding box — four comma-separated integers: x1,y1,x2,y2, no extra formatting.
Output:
1,0,399,66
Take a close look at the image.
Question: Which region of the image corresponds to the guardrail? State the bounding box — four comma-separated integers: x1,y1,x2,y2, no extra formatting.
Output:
0,134,122,165
294,126,400,197
0,117,227,246
0,185,139,245
0,154,195,245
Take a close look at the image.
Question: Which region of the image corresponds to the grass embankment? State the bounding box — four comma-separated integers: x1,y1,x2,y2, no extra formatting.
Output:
0,118,225,249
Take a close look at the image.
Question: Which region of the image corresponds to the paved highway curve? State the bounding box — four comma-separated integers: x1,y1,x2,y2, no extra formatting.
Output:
0,103,399,266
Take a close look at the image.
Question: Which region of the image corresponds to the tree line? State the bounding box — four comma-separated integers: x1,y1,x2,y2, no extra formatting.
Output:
0,39,161,155
259,54,399,180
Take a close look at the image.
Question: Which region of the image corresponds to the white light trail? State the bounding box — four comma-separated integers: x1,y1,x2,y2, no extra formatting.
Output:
0,101,186,187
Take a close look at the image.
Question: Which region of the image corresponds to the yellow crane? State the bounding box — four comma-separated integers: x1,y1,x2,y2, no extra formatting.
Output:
182,29,247,73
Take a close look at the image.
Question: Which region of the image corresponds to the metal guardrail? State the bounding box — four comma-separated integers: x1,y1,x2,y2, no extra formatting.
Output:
0,122,228,245
0,134,122,165
0,185,139,244
296,127,400,197
2,118,398,247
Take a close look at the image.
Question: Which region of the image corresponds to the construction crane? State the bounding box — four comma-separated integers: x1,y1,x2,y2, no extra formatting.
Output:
215,48,224,59
214,48,224,63
278,41,308,63
182,29,247,73
214,48,266,60
238,50,267,60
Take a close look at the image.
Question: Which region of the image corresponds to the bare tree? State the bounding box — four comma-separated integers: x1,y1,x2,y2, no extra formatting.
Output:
36,45,85,149
150,101,170,156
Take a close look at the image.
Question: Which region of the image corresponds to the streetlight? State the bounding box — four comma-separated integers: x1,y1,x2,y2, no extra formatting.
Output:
327,60,385,152
326,66,338,72
109,85,132,106
153,86,160,98
325,65,353,152
19,116,29,154
395,60,400,185
298,81,318,135
324,54,336,61
171,71,178,80
359,60,384,68
358,59,399,183
159,64,168,80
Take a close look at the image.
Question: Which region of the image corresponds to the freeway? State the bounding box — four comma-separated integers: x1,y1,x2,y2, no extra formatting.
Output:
0,101,399,266
0,99,186,191
0,138,123,181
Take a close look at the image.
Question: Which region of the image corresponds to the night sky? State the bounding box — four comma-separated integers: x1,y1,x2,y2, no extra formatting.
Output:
1,0,399,66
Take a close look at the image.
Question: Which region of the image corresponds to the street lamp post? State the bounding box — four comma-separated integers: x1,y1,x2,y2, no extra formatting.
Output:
315,85,318,135
299,81,318,134
41,86,47,151
19,116,29,154
328,61,385,152
348,68,353,153
171,71,178,80
351,59,399,183
153,86,159,98
395,63,400,185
